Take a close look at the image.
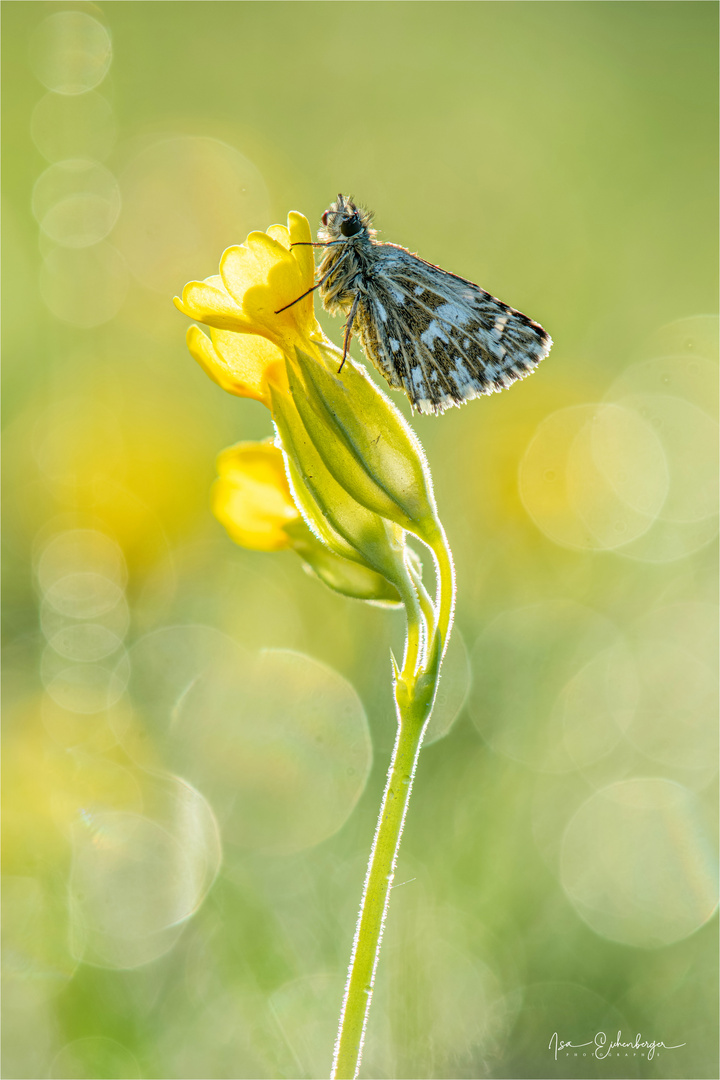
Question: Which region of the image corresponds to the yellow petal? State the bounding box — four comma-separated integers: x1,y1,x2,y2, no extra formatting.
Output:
288,211,315,290
245,231,295,276
174,277,253,333
247,233,305,314
241,267,302,335
267,224,291,249
211,328,286,403
186,324,236,392
212,441,299,552
220,239,302,344
288,211,312,245
218,244,265,306
186,326,277,406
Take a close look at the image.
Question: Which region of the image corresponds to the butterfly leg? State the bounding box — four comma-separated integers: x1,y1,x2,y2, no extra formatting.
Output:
274,253,348,314
338,293,360,373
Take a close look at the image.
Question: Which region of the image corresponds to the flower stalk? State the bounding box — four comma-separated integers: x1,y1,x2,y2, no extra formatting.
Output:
174,212,455,1079
331,676,433,1079
332,532,451,1080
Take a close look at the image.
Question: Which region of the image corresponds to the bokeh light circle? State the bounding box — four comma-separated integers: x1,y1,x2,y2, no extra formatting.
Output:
40,590,130,645
31,91,116,163
36,528,127,592
560,779,718,947
43,572,125,620
114,136,270,293
603,340,719,562
176,647,373,854
611,395,717,524
29,12,112,95
32,160,121,247
70,775,221,969
557,642,638,771
46,623,124,663
631,314,719,372
41,648,130,713
468,601,634,773
519,404,668,551
124,627,373,854
625,603,718,775
122,624,248,741
48,756,143,836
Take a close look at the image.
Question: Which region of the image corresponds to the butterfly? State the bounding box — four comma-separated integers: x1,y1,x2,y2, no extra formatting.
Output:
279,193,552,415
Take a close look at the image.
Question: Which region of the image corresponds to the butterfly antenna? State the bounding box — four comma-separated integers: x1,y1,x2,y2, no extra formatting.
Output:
274,252,348,314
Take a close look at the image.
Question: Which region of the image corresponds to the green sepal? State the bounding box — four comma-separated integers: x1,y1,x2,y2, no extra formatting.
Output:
292,347,441,544
285,520,402,606
394,624,444,729
270,384,409,590
287,351,413,529
415,626,442,714
390,649,402,687
284,450,367,568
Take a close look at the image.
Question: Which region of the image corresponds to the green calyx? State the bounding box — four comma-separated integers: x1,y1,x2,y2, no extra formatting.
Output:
284,520,402,606
270,384,410,595
291,347,441,544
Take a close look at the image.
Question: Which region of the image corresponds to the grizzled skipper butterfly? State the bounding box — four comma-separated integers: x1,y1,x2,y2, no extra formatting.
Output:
278,194,552,415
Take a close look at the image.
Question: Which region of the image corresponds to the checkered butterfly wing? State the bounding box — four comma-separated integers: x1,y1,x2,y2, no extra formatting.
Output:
354,246,552,414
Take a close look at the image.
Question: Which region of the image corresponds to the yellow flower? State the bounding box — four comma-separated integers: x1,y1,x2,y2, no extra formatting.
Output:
212,440,299,552
175,213,323,405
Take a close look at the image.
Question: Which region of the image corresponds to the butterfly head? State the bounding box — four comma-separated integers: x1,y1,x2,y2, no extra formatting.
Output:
319,194,376,244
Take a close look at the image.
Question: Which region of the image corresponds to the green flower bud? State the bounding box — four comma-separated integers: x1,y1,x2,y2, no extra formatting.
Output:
285,521,401,606
291,348,441,544
271,385,410,593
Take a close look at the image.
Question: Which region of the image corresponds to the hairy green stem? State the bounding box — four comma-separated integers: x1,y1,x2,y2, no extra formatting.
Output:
393,560,425,681
331,678,429,1079
331,527,455,1079
428,523,456,657
407,554,436,653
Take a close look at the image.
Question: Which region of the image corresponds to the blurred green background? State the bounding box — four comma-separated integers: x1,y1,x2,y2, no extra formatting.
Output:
2,2,718,1078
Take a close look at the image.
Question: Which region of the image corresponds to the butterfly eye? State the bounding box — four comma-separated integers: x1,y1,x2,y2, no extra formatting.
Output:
340,213,363,238
321,211,329,226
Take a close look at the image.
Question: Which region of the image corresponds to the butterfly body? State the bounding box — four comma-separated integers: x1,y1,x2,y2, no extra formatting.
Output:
316,194,552,415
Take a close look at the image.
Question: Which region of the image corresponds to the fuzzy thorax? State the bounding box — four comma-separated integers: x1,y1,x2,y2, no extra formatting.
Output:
317,195,378,314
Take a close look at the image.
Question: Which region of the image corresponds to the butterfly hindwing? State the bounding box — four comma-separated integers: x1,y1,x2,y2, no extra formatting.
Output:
354,246,551,414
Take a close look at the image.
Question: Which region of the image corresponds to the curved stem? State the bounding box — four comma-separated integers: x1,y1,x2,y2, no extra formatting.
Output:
406,554,435,661
391,555,425,682
331,679,427,1079
426,521,456,658
400,585,423,681
331,527,456,1080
